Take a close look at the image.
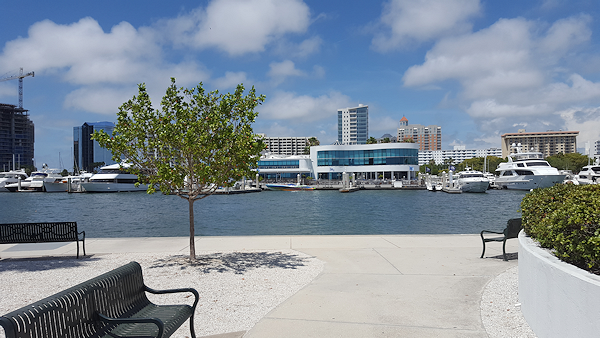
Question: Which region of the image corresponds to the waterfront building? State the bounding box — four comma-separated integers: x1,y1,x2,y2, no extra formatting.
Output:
501,130,578,158
258,134,314,155
310,143,419,180
257,154,313,181
0,103,34,171
595,140,600,156
397,116,441,151
73,122,117,173
338,105,368,145
418,146,502,165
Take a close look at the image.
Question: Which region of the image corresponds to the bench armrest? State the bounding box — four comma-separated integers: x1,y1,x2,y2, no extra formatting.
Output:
97,313,164,338
145,286,200,309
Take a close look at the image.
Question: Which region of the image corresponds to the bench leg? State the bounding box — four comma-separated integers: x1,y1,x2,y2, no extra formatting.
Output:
480,239,486,258
189,314,196,338
502,239,508,261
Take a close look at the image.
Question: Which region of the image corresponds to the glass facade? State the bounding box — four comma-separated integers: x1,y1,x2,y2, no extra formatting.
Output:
257,160,300,169
317,148,418,166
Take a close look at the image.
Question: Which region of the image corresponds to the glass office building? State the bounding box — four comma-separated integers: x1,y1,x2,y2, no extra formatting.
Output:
73,122,117,172
310,143,419,180
338,105,368,145
256,154,313,181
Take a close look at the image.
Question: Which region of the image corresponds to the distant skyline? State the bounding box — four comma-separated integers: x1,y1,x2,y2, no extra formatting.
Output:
1,0,600,169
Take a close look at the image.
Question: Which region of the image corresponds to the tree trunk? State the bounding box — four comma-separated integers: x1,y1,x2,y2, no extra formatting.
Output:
188,198,196,260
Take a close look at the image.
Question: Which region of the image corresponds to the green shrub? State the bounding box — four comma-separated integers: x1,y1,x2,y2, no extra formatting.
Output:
521,184,600,274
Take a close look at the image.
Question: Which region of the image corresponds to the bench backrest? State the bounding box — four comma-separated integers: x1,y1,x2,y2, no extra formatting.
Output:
0,261,149,338
504,218,522,239
0,222,79,244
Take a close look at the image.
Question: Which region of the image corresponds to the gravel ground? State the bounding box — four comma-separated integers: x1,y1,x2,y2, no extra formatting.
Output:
0,250,324,338
2,252,537,338
481,266,537,338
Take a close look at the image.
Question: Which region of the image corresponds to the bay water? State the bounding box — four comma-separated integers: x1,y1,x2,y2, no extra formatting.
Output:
0,189,526,238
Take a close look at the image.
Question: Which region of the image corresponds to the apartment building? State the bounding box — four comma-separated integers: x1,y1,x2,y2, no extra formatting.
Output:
501,130,578,158
418,146,502,165
259,135,314,155
397,116,441,151
338,105,368,145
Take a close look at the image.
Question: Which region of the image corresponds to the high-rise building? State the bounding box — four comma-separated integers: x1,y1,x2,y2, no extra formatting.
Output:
500,130,578,158
338,105,368,145
258,134,315,155
0,103,34,171
73,122,117,172
397,116,441,151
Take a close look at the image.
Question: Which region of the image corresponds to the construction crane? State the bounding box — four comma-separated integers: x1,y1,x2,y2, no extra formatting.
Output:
0,68,35,108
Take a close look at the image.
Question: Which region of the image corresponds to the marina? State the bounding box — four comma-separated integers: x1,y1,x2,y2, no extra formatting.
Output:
0,188,526,239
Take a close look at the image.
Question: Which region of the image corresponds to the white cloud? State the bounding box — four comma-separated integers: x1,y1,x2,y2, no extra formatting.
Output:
403,14,600,139
560,107,600,145
212,72,249,90
162,0,311,56
64,86,136,115
0,83,15,98
372,0,481,51
273,36,323,58
268,60,305,85
260,91,352,122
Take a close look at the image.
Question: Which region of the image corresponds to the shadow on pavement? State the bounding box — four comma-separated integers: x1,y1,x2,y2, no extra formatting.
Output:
148,251,311,274
0,255,101,272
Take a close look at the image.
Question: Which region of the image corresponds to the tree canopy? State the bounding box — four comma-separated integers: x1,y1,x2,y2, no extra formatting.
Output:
92,78,265,259
545,153,591,173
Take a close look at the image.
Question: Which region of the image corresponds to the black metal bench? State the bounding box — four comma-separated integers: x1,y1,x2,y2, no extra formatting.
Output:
0,222,85,258
0,261,199,338
480,218,523,261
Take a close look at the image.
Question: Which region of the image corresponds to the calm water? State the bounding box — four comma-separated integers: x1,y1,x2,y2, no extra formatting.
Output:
0,189,526,238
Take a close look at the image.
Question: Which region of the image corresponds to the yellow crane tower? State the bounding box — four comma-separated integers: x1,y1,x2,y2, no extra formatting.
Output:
0,68,35,108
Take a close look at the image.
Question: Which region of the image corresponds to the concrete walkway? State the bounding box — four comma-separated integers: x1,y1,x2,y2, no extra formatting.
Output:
0,235,518,337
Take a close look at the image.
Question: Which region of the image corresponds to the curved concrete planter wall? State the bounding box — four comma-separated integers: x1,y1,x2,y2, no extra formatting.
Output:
518,230,600,338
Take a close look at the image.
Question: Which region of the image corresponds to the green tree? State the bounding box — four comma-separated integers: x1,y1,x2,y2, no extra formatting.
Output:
382,137,391,143
304,137,320,154
93,78,265,260
401,137,415,143
366,136,377,144
90,162,105,173
546,153,590,172
60,169,69,177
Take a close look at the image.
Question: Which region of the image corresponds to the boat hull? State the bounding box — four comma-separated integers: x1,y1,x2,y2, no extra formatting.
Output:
266,184,315,191
80,182,148,192
495,174,565,190
459,180,489,193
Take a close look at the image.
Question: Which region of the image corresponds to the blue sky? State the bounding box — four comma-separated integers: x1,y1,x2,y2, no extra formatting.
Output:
2,0,600,169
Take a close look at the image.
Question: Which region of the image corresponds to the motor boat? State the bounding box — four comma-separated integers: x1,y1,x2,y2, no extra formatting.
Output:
5,165,63,192
0,170,28,192
457,168,489,193
494,144,565,190
575,160,600,185
44,172,93,192
80,163,147,192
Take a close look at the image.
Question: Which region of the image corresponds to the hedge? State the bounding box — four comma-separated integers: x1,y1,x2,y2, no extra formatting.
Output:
521,184,600,275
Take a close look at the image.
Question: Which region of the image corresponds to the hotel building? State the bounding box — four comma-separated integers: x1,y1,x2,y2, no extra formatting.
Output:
73,122,117,172
0,103,34,170
501,130,579,158
338,105,368,145
397,116,441,151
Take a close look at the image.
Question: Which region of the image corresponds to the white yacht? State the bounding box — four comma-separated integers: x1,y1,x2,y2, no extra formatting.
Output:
0,170,28,192
80,163,147,192
494,145,565,190
457,168,489,193
5,165,63,192
575,161,600,185
44,172,93,192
